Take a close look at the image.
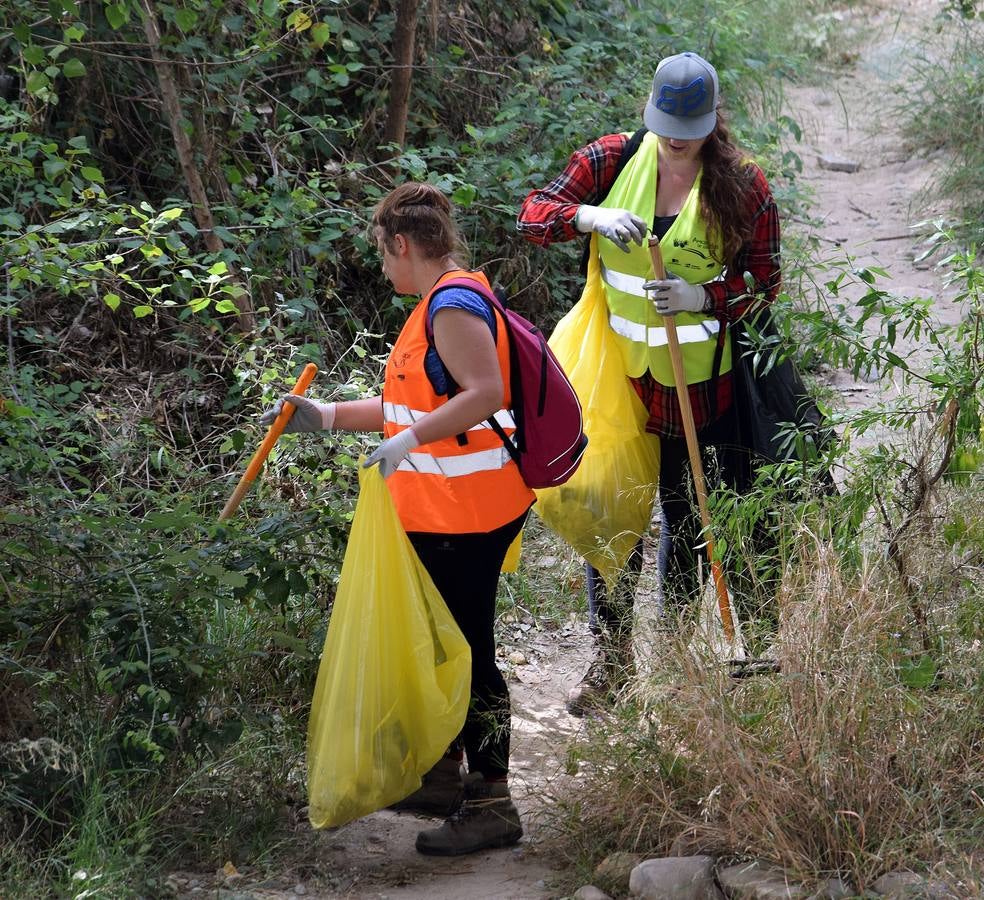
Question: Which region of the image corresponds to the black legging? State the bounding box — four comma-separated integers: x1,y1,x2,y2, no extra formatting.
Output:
408,509,528,780
586,404,757,632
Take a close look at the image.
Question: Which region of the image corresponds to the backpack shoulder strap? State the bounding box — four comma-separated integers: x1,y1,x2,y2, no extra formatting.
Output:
424,276,520,456
425,276,503,343
609,127,648,195
579,127,649,277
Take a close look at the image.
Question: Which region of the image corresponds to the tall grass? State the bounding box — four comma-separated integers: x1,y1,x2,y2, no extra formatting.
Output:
545,497,984,892
899,13,984,248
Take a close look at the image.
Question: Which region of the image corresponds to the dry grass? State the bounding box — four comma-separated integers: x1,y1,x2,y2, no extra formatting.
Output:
545,525,984,893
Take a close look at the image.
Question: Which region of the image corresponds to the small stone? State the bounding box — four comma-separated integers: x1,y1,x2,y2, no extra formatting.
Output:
538,555,558,568
224,873,245,887
629,856,722,899
508,651,527,665
817,154,861,173
594,851,645,895
718,860,810,898
813,877,855,899
293,884,307,896
573,886,612,900
870,871,955,898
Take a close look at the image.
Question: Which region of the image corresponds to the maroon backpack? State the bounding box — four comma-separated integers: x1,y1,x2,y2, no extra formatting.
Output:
428,277,588,489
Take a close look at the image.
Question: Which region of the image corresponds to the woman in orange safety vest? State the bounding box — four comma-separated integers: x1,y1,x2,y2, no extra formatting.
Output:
260,182,534,857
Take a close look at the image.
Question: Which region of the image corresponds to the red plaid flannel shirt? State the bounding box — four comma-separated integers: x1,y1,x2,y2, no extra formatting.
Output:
517,132,781,438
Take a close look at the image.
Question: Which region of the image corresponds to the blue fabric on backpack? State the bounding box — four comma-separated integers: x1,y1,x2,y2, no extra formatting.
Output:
425,287,497,396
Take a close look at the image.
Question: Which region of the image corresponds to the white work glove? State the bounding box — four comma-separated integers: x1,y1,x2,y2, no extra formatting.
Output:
258,395,336,433
575,205,647,253
363,427,420,479
644,275,707,315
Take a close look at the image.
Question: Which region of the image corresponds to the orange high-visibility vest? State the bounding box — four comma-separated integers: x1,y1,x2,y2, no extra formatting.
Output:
383,270,535,534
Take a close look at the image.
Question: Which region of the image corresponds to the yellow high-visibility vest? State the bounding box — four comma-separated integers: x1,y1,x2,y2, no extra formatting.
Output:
597,131,731,385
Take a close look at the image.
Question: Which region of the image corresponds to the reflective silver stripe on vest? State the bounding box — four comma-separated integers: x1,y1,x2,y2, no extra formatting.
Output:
608,314,720,347
396,445,513,477
383,402,515,431
601,262,650,298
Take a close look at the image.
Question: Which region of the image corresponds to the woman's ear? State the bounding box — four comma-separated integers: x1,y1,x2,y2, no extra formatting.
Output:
392,233,410,256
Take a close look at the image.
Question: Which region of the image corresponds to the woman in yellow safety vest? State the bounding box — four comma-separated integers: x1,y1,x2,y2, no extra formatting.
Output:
261,182,535,856
517,51,782,715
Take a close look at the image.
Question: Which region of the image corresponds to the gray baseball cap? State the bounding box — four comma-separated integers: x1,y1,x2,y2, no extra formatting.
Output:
643,52,719,141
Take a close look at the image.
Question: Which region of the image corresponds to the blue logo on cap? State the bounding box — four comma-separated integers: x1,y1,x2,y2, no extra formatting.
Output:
655,77,707,116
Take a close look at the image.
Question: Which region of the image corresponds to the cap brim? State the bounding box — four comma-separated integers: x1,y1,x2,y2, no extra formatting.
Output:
643,101,716,140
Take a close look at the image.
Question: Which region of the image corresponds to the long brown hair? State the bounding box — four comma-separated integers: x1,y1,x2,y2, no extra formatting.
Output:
699,107,757,267
371,182,467,262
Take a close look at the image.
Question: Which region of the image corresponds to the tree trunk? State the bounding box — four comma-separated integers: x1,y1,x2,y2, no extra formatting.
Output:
139,0,255,332
382,0,419,150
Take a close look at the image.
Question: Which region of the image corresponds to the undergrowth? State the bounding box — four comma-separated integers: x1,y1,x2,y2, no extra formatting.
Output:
897,4,984,249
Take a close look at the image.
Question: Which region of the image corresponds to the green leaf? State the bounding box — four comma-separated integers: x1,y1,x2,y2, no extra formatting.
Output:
160,207,183,220
80,166,104,183
133,305,154,318
899,654,937,690
23,46,46,65
208,260,228,276
103,293,121,311
286,9,312,31
213,299,237,313
26,71,49,95
174,7,198,30
310,22,331,48
218,570,248,588
451,184,477,207
105,3,128,28
62,57,86,78
42,158,68,179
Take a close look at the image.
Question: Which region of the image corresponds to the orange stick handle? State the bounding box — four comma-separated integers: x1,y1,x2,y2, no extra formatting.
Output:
218,362,319,521
647,238,735,642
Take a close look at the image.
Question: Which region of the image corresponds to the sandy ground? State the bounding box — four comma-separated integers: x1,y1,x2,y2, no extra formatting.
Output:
782,0,966,445
168,1,962,896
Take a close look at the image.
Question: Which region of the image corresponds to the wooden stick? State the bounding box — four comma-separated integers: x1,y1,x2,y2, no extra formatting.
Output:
647,238,736,642
218,363,319,521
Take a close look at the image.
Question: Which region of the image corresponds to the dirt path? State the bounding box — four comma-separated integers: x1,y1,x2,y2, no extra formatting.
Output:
167,4,961,897
782,0,963,436
275,620,594,900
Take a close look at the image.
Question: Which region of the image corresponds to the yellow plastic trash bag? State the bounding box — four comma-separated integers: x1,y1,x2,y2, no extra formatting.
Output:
535,236,660,587
501,528,522,573
307,463,471,829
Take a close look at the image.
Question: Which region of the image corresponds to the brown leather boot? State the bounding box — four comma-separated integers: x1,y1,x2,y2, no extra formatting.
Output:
389,756,464,817
415,773,522,856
